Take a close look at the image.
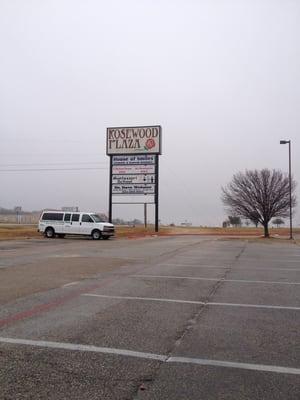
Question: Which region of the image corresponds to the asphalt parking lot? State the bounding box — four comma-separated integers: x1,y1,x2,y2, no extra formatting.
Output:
0,236,299,399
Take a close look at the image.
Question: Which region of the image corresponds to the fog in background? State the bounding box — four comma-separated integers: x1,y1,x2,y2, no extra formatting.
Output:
1,0,300,226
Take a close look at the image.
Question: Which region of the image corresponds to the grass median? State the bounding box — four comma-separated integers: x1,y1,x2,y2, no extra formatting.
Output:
0,224,299,240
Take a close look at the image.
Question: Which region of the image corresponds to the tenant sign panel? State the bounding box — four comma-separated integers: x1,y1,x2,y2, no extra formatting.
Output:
107,126,161,155
112,155,156,165
112,174,155,184
112,184,155,195
112,164,155,175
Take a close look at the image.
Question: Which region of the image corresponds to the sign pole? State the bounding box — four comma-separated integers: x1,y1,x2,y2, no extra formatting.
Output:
108,156,113,223
155,155,159,232
144,203,147,229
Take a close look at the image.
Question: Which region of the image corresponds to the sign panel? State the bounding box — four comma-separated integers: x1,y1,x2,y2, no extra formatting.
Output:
112,184,155,195
107,126,161,155
107,124,161,231
112,155,156,165
112,174,155,184
112,164,155,175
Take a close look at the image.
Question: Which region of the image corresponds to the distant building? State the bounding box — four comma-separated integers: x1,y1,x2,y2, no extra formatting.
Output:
61,207,79,212
180,221,192,227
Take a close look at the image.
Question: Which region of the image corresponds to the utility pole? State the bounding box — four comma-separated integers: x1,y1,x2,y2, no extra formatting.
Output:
280,140,293,239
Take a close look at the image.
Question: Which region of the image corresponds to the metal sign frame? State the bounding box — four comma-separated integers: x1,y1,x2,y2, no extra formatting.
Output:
107,126,161,232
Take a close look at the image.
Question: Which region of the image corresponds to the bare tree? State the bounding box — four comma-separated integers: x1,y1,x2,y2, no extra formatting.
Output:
272,218,285,228
228,215,242,227
221,169,296,237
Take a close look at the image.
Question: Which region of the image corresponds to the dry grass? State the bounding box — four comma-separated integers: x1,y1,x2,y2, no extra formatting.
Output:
0,225,40,240
0,223,299,241
160,226,300,237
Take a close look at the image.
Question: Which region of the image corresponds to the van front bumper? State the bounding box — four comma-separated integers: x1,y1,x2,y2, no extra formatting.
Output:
102,232,114,237
102,227,115,237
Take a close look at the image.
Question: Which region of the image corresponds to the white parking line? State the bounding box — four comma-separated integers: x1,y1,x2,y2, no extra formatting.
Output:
209,302,300,311
168,356,300,375
62,281,79,288
51,254,82,258
177,256,300,262
176,256,232,261
0,337,166,361
160,264,300,272
160,263,228,269
83,293,205,305
240,258,300,263
82,293,300,311
0,337,299,375
131,274,300,285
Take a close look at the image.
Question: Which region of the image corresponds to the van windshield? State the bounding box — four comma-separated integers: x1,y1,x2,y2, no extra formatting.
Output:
91,214,106,223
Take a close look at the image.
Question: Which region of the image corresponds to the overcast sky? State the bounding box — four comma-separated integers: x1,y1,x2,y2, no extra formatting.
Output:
1,0,299,226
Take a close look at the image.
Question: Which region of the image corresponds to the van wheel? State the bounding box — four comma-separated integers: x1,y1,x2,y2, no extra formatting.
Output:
45,227,55,238
91,230,101,240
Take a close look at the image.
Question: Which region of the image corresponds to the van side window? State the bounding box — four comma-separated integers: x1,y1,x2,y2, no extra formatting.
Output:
42,213,63,221
71,214,80,222
82,214,93,223
64,213,71,222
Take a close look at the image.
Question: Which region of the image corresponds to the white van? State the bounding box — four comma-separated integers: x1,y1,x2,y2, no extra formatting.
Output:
38,211,114,240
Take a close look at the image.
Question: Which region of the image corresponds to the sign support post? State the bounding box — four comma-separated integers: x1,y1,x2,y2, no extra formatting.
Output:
155,155,159,232
108,156,113,223
144,203,147,228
